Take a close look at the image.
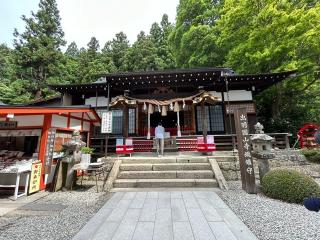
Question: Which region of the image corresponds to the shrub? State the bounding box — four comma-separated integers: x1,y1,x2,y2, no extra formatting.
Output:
301,149,320,163
80,147,94,154
261,169,320,203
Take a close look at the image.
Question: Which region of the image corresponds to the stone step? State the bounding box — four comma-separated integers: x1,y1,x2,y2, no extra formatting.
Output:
120,163,211,171
113,179,218,188
120,156,236,164
121,157,207,164
118,170,214,179
121,158,177,164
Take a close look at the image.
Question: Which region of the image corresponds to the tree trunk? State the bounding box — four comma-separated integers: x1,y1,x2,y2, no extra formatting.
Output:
35,89,42,100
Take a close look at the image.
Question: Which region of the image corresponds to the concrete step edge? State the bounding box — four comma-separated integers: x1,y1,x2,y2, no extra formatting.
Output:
118,170,214,174
114,179,217,183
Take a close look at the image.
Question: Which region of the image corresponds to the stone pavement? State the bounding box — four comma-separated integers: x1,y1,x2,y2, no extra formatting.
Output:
73,190,257,240
0,190,49,217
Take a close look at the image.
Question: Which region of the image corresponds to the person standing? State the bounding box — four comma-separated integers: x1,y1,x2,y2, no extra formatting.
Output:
155,122,165,156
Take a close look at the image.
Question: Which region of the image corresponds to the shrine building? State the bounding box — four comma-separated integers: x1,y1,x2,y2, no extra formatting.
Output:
48,68,296,154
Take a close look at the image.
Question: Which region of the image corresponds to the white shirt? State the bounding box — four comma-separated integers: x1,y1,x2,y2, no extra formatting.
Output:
155,125,165,139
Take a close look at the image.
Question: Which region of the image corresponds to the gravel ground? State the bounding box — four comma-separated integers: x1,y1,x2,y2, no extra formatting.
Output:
218,181,320,240
0,180,111,240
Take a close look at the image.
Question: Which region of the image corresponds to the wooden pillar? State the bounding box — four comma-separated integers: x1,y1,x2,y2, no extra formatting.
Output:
221,92,227,133
147,111,151,139
177,111,181,137
191,104,196,134
38,114,52,190
136,105,139,136
123,105,129,138
201,101,207,143
105,83,110,156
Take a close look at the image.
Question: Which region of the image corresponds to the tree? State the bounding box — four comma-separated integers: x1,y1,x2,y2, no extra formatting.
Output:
124,31,162,71
13,0,66,99
87,37,100,58
0,44,16,82
102,32,130,71
216,0,320,133
65,41,79,58
169,0,224,67
150,14,175,69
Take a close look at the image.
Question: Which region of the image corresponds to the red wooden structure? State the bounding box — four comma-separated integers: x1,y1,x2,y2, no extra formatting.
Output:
0,106,100,190
298,123,320,149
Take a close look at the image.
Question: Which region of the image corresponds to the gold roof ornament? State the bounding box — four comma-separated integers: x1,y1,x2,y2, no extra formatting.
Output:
109,95,137,108
192,91,220,105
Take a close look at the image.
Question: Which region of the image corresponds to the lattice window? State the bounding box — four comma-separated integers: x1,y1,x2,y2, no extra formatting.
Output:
128,108,135,134
209,105,224,132
112,110,123,135
196,105,224,133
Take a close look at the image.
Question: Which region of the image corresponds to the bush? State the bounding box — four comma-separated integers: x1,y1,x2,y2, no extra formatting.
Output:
80,147,94,154
301,149,320,163
261,169,320,203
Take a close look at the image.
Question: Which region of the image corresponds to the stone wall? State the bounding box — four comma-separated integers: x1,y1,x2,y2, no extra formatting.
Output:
216,149,307,181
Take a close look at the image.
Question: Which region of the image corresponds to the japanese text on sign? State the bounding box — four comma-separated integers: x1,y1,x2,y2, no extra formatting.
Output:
45,129,56,174
235,108,256,193
101,111,113,133
29,162,42,194
239,114,253,175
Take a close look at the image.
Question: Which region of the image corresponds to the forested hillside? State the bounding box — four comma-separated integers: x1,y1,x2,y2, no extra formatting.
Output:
0,0,319,134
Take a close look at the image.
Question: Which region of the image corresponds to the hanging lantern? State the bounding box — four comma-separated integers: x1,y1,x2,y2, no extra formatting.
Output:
174,102,180,112
169,102,174,111
148,104,154,114
182,99,186,109
143,102,147,111
161,105,167,116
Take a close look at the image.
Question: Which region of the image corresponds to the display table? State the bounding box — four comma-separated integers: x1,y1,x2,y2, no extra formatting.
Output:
0,159,33,200
0,171,30,200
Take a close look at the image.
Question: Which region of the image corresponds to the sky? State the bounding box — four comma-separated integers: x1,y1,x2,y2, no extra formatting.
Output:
0,0,179,49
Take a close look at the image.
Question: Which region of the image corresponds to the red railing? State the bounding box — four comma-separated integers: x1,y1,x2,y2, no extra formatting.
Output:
138,126,193,137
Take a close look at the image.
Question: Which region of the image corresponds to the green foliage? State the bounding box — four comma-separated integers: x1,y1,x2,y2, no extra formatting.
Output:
0,80,32,104
1,0,319,137
301,149,320,163
169,0,224,67
80,147,94,154
170,0,320,135
102,32,130,71
13,0,65,99
261,169,320,203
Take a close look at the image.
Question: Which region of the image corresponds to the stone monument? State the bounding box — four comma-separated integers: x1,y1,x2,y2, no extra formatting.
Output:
62,130,86,189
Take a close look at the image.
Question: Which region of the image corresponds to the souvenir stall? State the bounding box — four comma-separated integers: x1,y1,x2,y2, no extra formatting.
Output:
0,106,100,198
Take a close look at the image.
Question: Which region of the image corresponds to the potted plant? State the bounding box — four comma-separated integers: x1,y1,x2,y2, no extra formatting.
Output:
80,147,94,165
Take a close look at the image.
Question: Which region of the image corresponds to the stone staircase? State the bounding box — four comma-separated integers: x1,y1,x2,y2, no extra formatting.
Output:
113,156,219,188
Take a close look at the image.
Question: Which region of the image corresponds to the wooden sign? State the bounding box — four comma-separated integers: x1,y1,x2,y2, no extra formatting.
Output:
234,107,256,194
0,121,17,128
45,128,56,174
29,162,42,194
101,111,113,133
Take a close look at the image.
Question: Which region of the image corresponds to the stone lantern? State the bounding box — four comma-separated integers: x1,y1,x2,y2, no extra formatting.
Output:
251,123,275,180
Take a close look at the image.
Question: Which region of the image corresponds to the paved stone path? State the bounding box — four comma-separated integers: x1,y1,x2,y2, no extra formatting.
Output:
73,191,258,240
